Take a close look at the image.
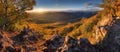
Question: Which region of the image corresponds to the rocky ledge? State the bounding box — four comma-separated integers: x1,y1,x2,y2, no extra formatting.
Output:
0,27,43,52
43,35,96,52
42,19,120,52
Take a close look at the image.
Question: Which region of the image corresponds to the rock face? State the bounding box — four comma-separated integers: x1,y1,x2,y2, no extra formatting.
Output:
43,35,96,52
91,15,113,44
12,27,42,45
0,27,43,52
97,19,120,52
43,35,64,52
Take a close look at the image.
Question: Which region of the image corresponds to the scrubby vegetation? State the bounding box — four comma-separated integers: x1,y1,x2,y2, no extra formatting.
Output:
0,0,36,31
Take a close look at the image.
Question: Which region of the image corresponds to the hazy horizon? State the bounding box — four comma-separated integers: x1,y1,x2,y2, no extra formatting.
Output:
28,0,103,12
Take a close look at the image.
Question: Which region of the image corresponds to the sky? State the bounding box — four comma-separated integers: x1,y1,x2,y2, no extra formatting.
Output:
29,0,103,12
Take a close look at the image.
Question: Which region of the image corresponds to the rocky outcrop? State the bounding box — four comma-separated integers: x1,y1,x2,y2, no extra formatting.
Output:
96,19,120,52
12,27,42,45
91,15,113,44
0,27,43,52
43,18,120,52
43,35,96,52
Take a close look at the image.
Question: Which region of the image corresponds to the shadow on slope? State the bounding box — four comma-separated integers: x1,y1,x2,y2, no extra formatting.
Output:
42,19,120,52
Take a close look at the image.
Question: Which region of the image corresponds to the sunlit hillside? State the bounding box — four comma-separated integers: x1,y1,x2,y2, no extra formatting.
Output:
28,11,97,24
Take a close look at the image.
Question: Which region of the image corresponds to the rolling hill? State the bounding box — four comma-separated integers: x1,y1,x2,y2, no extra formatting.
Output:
28,11,98,24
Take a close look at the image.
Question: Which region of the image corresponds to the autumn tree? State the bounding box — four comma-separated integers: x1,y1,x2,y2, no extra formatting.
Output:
101,0,120,17
0,0,36,31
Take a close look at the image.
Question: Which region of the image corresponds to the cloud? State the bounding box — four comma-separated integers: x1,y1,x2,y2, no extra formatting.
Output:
27,5,103,13
84,2,93,7
88,7,103,11
83,2,103,11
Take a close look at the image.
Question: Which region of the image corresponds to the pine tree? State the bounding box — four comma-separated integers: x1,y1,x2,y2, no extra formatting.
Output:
0,0,36,31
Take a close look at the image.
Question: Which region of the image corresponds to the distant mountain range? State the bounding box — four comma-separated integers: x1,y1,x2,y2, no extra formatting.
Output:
28,11,98,24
